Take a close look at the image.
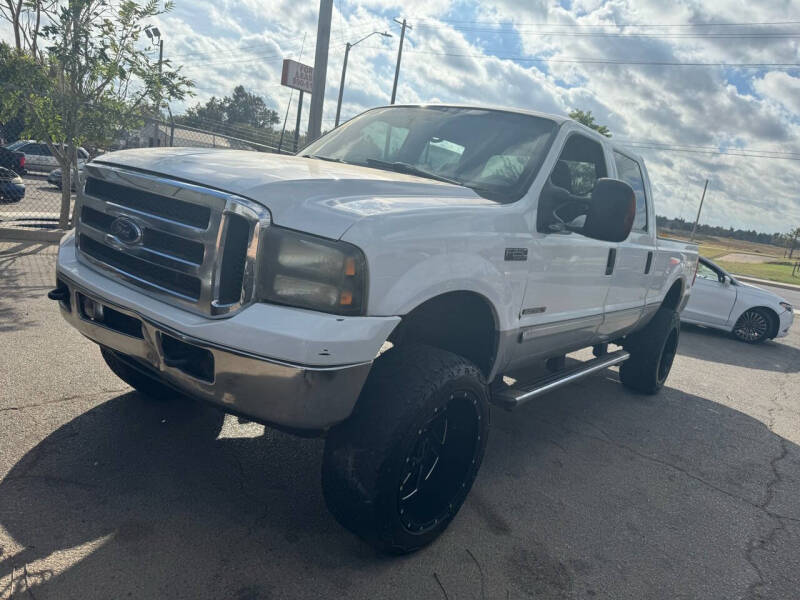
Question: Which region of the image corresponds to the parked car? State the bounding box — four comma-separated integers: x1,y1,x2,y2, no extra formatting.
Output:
7,140,89,173
51,104,698,553
682,256,794,343
0,145,26,175
48,165,86,191
0,166,25,202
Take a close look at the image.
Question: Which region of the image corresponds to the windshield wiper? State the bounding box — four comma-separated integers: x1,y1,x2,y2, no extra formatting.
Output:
364,159,465,186
302,154,347,163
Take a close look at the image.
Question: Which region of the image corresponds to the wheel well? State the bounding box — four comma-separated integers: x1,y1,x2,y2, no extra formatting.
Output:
661,279,683,311
388,291,498,378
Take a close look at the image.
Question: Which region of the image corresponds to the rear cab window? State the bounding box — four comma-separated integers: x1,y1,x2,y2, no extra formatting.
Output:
613,151,648,232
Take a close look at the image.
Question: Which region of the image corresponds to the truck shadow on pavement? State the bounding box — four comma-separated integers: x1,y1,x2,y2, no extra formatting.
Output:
678,324,800,373
1,374,799,599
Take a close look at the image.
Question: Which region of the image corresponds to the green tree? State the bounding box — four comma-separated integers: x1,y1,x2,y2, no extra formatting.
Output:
178,85,280,143
569,109,611,138
0,0,193,228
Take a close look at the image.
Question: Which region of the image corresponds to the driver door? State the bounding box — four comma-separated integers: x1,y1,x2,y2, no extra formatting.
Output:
510,131,616,369
682,259,738,326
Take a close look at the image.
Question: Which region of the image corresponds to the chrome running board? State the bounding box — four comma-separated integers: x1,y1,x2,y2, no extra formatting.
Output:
492,350,630,410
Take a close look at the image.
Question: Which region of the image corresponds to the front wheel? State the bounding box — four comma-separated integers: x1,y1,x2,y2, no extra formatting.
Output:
620,307,680,394
322,344,490,554
732,308,773,344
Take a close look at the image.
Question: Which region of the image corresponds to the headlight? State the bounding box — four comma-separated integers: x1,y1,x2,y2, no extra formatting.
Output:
257,227,367,315
779,302,793,312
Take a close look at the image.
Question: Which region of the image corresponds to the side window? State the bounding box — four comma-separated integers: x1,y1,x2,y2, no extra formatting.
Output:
39,144,52,156
338,121,409,163
550,134,607,196
696,261,721,282
22,143,41,155
613,152,647,231
419,137,464,172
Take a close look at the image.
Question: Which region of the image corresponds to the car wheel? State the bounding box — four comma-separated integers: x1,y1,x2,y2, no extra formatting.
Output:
322,344,490,554
732,308,773,344
620,306,680,394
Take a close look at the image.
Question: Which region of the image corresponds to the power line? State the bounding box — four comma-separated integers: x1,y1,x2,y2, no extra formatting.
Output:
413,17,800,28
620,142,800,161
619,138,800,158
359,47,800,68
414,25,800,39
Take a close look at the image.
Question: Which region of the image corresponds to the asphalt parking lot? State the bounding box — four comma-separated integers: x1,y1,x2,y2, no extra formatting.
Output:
1,241,799,600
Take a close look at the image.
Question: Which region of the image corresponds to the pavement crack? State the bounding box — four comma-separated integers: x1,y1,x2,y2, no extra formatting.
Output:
0,388,128,412
743,438,791,600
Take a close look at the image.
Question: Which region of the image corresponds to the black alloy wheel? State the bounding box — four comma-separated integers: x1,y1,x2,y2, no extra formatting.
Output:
397,390,482,534
733,309,771,343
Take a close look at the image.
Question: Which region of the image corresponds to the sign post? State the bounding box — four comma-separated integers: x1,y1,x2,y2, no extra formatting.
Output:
281,59,314,153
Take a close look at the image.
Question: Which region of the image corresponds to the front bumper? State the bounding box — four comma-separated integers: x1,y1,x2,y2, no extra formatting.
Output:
55,234,400,430
776,308,794,338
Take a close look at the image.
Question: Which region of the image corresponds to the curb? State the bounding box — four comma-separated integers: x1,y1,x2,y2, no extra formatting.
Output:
732,274,800,292
0,228,65,243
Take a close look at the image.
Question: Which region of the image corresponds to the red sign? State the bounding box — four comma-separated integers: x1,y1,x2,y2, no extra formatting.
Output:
281,59,313,94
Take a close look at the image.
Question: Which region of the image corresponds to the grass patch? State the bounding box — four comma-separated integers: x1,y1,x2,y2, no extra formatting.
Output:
716,260,800,285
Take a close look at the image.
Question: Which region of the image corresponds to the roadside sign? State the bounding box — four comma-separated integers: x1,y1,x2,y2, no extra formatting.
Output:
281,59,314,94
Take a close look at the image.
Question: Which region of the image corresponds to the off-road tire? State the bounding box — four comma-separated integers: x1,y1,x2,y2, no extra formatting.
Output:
322,344,490,554
101,346,225,435
620,306,680,394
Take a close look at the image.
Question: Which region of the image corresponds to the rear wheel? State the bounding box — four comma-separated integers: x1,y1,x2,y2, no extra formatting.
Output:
322,344,490,553
620,307,680,394
732,308,773,344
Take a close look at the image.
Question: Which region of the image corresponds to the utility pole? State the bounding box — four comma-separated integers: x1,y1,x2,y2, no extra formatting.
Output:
335,31,391,127
390,18,411,104
307,0,333,142
690,179,709,242
336,42,353,127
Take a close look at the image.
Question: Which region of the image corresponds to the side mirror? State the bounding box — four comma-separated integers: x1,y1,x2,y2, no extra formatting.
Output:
721,274,731,286
582,178,636,243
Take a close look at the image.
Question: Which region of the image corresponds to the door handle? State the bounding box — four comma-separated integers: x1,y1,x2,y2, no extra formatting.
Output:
645,251,653,274
605,248,617,275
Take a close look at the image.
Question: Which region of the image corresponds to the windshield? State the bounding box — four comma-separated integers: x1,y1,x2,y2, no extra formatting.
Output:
301,106,557,203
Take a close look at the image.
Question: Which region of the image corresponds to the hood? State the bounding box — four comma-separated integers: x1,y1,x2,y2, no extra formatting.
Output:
92,147,495,239
735,280,787,304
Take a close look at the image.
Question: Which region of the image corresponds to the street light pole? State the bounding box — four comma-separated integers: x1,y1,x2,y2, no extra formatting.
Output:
335,31,391,127
391,17,411,104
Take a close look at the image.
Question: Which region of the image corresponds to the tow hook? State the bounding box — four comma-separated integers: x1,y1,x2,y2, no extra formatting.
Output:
47,285,69,302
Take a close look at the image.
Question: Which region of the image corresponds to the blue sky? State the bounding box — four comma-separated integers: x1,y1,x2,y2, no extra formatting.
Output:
6,0,799,232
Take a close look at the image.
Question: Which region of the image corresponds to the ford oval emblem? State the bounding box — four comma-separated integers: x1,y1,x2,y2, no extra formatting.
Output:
109,217,143,245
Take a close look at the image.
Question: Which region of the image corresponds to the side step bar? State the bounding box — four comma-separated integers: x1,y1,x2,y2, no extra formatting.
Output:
492,349,630,411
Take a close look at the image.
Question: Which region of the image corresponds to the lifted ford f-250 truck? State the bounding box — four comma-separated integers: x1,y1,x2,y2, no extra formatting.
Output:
51,105,698,553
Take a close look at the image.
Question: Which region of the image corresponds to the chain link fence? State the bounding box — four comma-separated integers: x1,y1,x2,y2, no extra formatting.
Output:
0,117,295,238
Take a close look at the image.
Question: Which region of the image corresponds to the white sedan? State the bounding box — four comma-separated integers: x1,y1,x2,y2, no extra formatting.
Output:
682,257,794,343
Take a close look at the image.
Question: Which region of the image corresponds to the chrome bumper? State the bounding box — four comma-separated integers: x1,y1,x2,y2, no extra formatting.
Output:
54,275,372,431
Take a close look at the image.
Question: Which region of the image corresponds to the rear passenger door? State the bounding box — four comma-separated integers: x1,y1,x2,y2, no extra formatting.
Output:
598,151,654,337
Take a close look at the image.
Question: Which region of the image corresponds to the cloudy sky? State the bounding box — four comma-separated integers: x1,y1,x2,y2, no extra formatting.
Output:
7,0,800,233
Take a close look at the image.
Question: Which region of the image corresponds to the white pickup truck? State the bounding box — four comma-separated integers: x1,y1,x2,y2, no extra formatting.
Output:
51,105,698,553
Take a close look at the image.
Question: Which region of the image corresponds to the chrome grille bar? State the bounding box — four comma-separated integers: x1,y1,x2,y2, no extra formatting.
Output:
76,163,271,317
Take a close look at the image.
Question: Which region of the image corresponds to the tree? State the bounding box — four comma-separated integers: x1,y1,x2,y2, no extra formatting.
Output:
178,85,280,143
569,109,611,138
0,0,194,228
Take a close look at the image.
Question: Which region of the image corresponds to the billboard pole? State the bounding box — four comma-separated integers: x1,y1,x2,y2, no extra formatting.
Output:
294,91,304,152
307,0,333,142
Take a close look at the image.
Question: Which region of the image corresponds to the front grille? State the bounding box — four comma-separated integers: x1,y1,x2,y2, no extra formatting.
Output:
76,165,270,316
